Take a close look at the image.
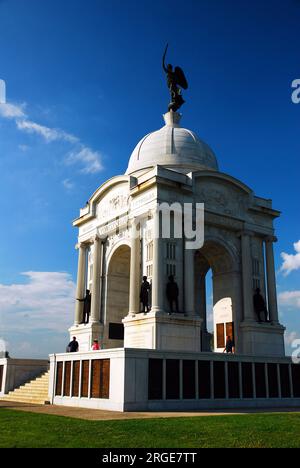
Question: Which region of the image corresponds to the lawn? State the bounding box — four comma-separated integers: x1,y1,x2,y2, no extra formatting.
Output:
0,409,300,448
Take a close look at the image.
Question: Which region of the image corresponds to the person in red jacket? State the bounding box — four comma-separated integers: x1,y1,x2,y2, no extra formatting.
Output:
92,339,100,350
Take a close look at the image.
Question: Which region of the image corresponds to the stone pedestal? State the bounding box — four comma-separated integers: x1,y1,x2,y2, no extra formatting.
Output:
122,311,202,352
69,322,103,352
239,321,285,357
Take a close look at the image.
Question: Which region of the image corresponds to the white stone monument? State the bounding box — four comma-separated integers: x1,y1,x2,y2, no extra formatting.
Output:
69,110,285,357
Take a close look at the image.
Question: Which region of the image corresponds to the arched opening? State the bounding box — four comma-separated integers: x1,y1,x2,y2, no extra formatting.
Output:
105,244,130,348
194,240,239,353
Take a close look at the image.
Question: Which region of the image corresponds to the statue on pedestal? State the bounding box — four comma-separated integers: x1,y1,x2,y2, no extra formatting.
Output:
162,44,188,112
253,288,269,322
166,275,179,314
140,276,150,313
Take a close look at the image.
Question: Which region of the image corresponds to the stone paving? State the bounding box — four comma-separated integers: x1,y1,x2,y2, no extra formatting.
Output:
0,400,299,421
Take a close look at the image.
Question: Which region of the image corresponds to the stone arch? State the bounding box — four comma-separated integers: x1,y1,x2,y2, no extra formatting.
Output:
104,243,131,348
194,237,242,352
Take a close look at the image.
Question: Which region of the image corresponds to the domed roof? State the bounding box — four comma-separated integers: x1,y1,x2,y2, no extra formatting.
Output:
126,112,218,175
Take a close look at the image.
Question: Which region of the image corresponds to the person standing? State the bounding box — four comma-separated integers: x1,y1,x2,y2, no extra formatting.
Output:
223,335,234,354
67,336,79,353
92,339,100,350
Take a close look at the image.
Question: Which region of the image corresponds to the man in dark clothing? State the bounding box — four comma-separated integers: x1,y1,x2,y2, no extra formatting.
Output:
166,275,179,314
67,336,79,353
253,288,269,322
77,289,91,324
223,335,235,354
140,276,150,313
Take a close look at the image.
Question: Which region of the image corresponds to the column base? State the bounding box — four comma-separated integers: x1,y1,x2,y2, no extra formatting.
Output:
239,320,286,357
69,322,103,352
122,311,202,352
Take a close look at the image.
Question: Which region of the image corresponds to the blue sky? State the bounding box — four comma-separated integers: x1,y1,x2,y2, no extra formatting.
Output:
0,0,299,358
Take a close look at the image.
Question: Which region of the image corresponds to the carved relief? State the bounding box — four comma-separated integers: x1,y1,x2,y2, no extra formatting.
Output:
96,185,129,223
196,181,250,220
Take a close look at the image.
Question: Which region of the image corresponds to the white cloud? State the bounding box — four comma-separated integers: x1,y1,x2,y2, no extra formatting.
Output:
66,146,103,174
16,119,79,144
0,102,26,119
280,240,300,275
0,271,75,334
284,331,300,346
62,178,74,191
0,100,103,174
278,290,300,309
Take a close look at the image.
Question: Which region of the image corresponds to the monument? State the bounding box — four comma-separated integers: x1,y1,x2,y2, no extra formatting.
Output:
3,49,300,411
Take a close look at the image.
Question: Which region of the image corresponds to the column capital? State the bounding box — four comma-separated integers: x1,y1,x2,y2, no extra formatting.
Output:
236,229,254,238
75,241,88,250
265,235,277,243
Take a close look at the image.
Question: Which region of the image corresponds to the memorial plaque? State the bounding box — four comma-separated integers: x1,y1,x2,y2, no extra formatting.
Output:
255,363,266,398
267,363,279,398
91,360,101,398
63,361,71,396
55,362,63,396
148,359,163,400
81,360,89,397
72,361,80,397
228,362,240,398
198,360,211,398
213,361,226,399
242,362,253,398
279,364,291,398
100,359,110,399
182,360,196,399
166,359,180,399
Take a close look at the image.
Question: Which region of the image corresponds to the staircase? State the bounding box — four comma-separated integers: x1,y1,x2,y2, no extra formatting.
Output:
1,370,50,405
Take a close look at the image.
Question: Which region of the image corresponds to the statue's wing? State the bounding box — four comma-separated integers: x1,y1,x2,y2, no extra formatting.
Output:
174,66,188,89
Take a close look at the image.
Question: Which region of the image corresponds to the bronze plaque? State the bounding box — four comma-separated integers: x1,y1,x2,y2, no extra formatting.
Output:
72,361,80,397
55,362,63,396
81,360,90,397
63,361,71,397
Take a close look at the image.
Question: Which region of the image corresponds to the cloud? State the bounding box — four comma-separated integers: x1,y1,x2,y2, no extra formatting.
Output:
284,331,300,346
278,290,300,309
16,119,79,144
280,240,300,275
0,100,103,174
0,271,76,334
0,102,26,119
65,146,103,174
62,178,75,191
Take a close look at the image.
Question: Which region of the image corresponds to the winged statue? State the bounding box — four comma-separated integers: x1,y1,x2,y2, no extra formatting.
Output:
162,44,188,112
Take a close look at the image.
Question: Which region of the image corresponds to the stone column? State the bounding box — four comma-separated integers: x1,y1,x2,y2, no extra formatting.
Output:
265,236,279,323
184,247,195,315
74,243,87,325
199,274,207,327
90,236,102,323
240,231,254,322
151,210,164,314
128,222,141,315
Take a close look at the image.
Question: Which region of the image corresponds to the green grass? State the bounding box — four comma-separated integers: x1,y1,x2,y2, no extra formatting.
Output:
1,409,300,448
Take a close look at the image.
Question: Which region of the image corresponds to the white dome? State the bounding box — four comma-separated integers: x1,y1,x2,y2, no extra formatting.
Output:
126,112,218,175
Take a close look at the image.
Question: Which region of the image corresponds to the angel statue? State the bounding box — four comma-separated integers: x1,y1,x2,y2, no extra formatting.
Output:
162,44,188,112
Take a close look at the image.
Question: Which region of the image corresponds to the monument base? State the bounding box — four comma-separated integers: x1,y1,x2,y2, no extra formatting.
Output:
240,321,285,357
69,322,103,352
122,311,202,352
